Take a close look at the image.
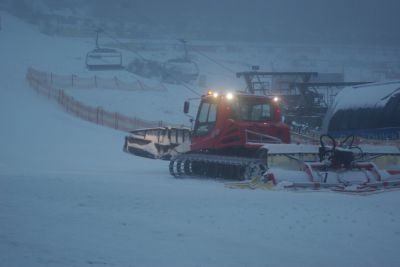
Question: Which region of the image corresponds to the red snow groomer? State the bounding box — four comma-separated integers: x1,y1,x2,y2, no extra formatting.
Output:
124,90,400,193
124,90,290,180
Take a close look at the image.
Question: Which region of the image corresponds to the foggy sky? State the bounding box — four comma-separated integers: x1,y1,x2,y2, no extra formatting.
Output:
5,0,400,45
90,0,400,45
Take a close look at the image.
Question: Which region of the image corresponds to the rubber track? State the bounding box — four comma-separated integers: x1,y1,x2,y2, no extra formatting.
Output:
169,153,267,180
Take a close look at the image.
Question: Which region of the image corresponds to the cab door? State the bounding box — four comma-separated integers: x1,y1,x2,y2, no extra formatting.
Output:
191,100,218,150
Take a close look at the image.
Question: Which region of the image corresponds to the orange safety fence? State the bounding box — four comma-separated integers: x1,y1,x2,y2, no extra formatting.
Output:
26,67,168,132
27,67,166,92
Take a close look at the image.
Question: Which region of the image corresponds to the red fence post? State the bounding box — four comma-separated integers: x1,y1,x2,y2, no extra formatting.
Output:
26,67,177,134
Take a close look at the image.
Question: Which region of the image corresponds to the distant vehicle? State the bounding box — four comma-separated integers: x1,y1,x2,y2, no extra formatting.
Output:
126,58,164,79
126,39,199,83
162,58,199,84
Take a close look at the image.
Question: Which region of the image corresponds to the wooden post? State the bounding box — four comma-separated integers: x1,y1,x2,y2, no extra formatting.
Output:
58,89,61,104
137,80,145,90
114,76,119,88
65,93,69,112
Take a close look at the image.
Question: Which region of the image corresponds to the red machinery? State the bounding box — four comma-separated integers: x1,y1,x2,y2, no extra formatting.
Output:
124,91,400,191
189,91,290,151
124,90,290,180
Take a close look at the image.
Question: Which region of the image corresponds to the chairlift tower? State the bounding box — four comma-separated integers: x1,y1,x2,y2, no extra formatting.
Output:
95,28,104,49
177,38,189,61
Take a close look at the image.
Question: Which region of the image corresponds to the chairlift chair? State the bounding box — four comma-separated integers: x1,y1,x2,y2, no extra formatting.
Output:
86,48,123,70
85,28,123,70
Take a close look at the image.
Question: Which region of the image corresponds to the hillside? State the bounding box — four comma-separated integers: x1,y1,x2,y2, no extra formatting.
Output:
1,12,400,267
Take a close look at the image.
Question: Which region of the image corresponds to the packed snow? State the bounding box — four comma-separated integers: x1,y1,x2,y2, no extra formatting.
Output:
1,12,400,267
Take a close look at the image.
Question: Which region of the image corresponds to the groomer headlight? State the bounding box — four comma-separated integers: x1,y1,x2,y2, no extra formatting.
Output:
207,90,219,98
273,96,280,102
226,92,234,100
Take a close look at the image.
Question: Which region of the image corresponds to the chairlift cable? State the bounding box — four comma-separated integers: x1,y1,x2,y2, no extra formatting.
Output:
101,31,145,60
191,48,236,74
101,31,201,96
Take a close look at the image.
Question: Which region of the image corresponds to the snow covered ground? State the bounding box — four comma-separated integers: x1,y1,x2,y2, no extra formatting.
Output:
1,12,400,267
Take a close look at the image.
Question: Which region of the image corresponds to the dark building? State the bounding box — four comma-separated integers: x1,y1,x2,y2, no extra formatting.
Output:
322,81,400,139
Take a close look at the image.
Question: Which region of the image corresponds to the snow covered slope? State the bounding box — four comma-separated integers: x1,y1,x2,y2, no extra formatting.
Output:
1,12,400,267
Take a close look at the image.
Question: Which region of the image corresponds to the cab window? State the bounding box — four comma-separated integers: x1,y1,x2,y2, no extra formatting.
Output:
239,100,272,121
194,102,217,136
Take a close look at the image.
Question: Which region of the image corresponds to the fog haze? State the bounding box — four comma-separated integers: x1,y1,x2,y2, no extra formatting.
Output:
3,0,400,45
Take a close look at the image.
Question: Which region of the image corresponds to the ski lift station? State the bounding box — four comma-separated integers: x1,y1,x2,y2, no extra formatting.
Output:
322,80,400,139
